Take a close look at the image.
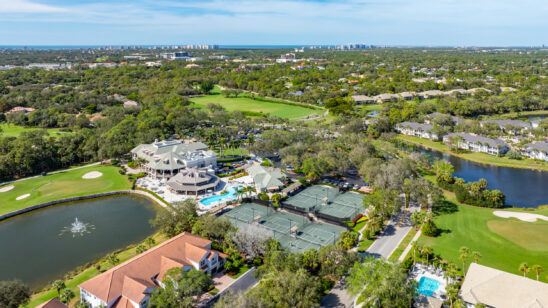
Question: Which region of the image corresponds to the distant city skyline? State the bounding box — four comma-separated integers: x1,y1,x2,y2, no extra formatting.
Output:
1,0,548,46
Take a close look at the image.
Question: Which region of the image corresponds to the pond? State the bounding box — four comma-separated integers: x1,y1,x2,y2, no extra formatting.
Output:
419,148,548,208
0,195,160,289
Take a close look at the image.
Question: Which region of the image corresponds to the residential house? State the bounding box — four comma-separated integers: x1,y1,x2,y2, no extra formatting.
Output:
459,263,548,308
374,93,400,103
480,119,530,134
123,100,139,108
425,112,465,125
5,106,36,114
131,140,216,178
399,92,416,100
36,298,68,308
79,233,226,308
352,95,375,105
521,141,548,161
245,163,285,192
443,133,509,155
395,122,439,140
418,90,445,99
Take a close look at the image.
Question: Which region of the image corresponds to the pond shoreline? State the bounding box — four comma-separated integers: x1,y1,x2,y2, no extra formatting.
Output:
0,189,167,223
397,135,548,172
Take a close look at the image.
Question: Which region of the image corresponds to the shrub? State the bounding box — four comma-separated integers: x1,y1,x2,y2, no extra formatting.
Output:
259,192,269,201
505,150,522,160
127,160,139,169
421,220,439,237
362,228,372,240
338,231,360,250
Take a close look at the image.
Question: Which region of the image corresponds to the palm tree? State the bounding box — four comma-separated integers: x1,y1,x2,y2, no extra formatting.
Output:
145,237,155,248
459,246,470,274
271,193,281,207
445,282,459,308
411,241,419,265
422,245,433,265
235,187,245,202
53,280,65,296
136,244,147,254
471,251,482,263
107,253,119,267
531,264,544,281
445,262,459,284
60,289,75,304
518,262,529,277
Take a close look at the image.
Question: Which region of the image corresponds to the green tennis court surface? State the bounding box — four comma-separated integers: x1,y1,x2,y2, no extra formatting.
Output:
283,185,365,220
222,202,346,253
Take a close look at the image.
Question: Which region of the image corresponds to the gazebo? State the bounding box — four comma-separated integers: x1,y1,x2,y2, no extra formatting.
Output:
166,168,220,195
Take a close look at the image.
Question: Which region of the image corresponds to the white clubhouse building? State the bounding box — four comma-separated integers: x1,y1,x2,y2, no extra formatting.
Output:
131,140,216,178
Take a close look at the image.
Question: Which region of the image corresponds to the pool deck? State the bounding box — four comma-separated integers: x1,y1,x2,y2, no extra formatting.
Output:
409,264,450,300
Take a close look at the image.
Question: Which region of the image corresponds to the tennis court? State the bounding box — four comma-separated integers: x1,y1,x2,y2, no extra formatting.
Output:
221,202,345,253
296,223,344,246
283,185,366,221
260,212,307,234
224,202,271,226
283,185,339,212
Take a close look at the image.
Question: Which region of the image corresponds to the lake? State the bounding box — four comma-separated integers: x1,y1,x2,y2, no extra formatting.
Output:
0,195,159,288
419,148,548,208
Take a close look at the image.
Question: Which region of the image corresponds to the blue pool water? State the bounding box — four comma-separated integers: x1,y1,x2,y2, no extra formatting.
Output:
200,186,242,206
416,276,440,296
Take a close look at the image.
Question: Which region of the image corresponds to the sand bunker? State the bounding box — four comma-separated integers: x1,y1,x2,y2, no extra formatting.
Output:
16,193,30,200
493,210,548,222
0,185,14,193
82,171,103,179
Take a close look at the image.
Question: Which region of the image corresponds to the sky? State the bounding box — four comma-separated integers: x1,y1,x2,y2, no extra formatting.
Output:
1,0,548,46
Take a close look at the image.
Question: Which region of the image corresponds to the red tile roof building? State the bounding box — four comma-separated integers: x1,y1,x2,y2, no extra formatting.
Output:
79,233,226,308
36,298,68,308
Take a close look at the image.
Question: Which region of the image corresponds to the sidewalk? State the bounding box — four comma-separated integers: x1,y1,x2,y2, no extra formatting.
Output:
397,230,422,262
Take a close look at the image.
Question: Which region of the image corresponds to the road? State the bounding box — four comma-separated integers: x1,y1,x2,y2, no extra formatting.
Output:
320,206,417,307
224,267,258,293
319,277,354,308
365,207,414,258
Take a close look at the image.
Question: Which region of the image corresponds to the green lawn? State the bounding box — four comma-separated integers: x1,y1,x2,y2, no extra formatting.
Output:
418,192,548,281
189,94,324,121
0,123,69,138
398,135,548,171
0,165,132,216
215,147,249,157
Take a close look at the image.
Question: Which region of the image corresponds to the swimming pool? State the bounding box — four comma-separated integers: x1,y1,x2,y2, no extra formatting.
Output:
200,186,242,206
416,276,440,296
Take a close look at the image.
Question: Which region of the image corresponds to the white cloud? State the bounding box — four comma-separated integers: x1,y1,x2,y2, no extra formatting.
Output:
0,0,547,45
0,0,67,13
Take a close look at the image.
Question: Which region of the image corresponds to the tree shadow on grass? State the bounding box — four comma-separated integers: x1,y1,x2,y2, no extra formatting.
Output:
433,200,459,216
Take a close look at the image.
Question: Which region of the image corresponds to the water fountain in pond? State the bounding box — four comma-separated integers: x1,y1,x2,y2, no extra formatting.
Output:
59,217,95,237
